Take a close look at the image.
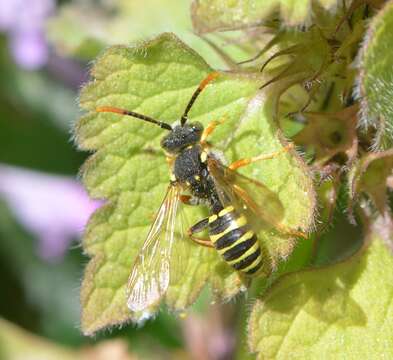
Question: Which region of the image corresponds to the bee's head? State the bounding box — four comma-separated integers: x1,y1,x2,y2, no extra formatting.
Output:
96,73,218,155
161,122,203,153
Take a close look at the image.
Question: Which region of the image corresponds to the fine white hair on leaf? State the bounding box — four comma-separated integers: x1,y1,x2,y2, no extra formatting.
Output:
353,19,374,132
353,8,393,150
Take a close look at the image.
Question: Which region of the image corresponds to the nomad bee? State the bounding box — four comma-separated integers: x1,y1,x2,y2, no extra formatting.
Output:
96,72,298,312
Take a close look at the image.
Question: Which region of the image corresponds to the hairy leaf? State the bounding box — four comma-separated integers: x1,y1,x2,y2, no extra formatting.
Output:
76,33,315,335
191,0,342,33
348,149,393,215
357,0,393,149
249,237,393,359
293,106,358,164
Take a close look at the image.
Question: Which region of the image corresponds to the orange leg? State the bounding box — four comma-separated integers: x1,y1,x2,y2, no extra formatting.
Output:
201,118,226,144
180,194,204,206
167,156,177,181
179,197,214,247
187,217,214,248
233,182,307,239
276,226,307,239
229,143,294,171
166,155,175,167
180,195,192,204
189,234,214,248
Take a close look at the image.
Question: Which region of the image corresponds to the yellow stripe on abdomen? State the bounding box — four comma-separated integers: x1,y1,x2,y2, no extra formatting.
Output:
208,206,262,275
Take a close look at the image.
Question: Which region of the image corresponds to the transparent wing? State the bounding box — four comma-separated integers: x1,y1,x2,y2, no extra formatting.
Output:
126,183,184,312
207,157,285,232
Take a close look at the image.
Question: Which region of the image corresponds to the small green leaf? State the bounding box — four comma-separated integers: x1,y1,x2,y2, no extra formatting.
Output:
357,0,393,149
293,106,358,164
249,237,393,359
191,0,341,33
316,176,339,226
76,33,315,335
348,149,393,214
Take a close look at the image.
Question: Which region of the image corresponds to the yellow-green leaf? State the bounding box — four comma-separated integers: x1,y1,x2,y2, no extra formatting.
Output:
348,149,393,215
46,0,247,68
76,33,315,335
0,317,139,360
357,0,393,149
192,0,341,33
249,237,393,359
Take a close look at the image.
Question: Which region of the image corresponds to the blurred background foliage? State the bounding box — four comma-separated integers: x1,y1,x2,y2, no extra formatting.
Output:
0,0,250,358
0,0,379,359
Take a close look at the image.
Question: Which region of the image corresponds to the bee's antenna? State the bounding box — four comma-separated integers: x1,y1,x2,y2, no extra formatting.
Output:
180,72,219,126
96,106,172,131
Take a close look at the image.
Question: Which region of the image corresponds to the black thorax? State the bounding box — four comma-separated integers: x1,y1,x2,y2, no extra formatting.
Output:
173,145,223,213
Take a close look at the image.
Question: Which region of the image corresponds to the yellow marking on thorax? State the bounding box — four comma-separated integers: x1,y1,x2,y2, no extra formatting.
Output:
216,230,254,254
170,173,176,182
194,175,200,181
218,206,235,217
200,150,208,163
210,215,247,243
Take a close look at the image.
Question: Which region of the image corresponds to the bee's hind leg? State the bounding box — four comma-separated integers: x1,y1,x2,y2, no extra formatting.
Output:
229,143,294,170
187,218,214,248
180,196,213,247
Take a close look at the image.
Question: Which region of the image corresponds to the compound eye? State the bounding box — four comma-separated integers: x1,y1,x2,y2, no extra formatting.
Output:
192,122,203,133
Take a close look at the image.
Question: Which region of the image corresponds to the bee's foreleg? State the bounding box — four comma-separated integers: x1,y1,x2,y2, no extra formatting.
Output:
187,218,214,248
201,118,226,144
229,143,294,170
166,155,176,171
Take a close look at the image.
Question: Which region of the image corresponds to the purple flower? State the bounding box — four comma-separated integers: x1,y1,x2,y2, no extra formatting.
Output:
0,0,55,70
0,164,101,261
10,30,49,69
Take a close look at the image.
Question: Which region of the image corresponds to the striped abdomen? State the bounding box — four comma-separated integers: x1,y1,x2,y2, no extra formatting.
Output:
208,205,262,275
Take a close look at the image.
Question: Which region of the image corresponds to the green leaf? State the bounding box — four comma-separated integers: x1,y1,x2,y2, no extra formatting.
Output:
357,0,393,149
348,148,393,214
248,237,393,359
191,0,341,33
0,318,78,360
0,317,141,360
76,33,315,335
293,106,358,164
46,4,106,59
47,0,248,68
